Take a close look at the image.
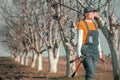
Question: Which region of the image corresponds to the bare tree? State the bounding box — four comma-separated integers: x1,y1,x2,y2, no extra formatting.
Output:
86,0,120,79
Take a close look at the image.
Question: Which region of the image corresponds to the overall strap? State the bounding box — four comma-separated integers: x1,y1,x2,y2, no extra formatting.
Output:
83,20,98,30
92,20,98,30
83,20,89,30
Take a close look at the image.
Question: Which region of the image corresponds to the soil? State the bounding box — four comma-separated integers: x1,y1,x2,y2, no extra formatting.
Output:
0,57,113,80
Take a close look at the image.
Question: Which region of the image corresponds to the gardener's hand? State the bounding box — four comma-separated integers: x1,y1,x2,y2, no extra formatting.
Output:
99,55,105,62
99,55,102,59
77,53,83,58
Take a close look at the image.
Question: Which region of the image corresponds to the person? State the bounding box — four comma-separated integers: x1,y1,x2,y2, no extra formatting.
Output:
77,6,103,80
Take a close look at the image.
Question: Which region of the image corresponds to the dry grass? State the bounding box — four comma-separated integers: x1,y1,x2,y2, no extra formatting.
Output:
0,56,113,80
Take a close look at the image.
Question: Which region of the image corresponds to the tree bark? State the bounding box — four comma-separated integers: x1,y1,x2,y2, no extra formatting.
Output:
96,13,120,80
48,45,60,73
62,42,76,77
20,52,25,65
38,53,42,70
24,51,29,66
31,51,37,68
16,53,21,62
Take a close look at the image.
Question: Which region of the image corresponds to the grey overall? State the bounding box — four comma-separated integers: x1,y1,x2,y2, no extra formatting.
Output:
81,21,99,80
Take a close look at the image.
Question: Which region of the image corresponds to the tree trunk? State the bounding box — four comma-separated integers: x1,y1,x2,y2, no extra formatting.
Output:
14,52,20,62
38,53,42,70
109,41,120,80
20,52,25,65
66,50,76,77
24,51,29,66
98,24,120,80
10,51,15,59
48,47,60,73
109,29,120,80
62,42,76,77
96,15,120,80
31,51,37,68
16,54,21,62
48,49,58,73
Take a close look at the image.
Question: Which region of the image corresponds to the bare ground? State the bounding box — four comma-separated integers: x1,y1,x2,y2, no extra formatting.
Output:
0,57,113,80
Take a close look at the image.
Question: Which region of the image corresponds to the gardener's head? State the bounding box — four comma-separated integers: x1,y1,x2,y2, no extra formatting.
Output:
84,6,97,19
